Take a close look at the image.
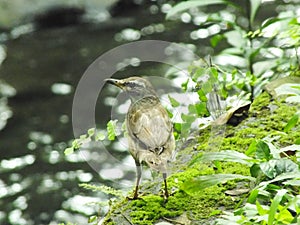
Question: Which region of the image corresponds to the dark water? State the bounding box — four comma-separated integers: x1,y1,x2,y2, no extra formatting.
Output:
0,2,203,224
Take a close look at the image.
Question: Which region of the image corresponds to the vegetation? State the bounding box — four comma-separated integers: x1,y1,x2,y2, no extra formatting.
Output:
63,0,300,224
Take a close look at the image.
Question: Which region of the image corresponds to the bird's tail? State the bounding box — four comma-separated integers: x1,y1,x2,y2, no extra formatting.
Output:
206,85,227,152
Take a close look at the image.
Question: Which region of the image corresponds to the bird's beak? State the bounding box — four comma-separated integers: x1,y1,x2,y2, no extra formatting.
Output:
105,78,124,89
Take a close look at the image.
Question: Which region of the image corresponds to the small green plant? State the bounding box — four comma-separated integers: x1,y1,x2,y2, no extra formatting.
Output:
216,189,300,225
79,183,125,224
170,59,229,140
167,0,300,101
181,137,300,224
63,122,123,224
64,122,117,155
183,139,300,191
79,183,124,198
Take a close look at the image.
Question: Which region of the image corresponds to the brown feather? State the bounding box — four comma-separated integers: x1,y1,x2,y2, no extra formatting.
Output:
106,77,175,199
127,95,175,172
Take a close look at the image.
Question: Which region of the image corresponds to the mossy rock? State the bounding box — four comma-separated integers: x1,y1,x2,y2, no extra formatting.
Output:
102,91,300,225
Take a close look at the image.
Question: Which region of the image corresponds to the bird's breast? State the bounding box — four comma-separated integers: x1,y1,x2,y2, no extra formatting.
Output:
126,95,173,151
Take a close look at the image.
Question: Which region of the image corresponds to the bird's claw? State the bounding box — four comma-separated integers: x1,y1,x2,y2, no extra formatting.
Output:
126,195,144,201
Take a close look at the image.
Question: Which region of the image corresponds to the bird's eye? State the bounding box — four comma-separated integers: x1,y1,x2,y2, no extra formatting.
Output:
126,81,144,89
126,82,136,88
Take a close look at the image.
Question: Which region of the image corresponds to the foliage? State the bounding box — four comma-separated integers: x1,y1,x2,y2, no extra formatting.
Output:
165,2,300,222
183,138,300,191
279,18,300,49
182,173,255,195
170,60,226,140
216,190,300,225
167,0,300,102
64,123,117,155
181,137,300,224
79,183,125,224
274,83,300,103
79,183,124,198
165,0,300,142
61,1,300,224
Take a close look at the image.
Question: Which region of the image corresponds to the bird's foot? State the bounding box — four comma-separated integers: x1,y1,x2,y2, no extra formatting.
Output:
126,196,137,200
126,196,145,201
159,191,169,203
126,193,145,201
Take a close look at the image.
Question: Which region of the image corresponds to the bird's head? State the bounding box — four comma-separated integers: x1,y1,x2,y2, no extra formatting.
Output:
105,77,157,100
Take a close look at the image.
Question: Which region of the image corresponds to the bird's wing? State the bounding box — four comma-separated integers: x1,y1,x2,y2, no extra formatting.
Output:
127,101,172,149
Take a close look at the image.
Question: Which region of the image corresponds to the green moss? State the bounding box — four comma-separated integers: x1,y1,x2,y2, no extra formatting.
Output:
102,91,300,224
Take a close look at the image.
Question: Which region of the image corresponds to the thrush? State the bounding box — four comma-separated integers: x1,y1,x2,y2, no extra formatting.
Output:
106,76,175,200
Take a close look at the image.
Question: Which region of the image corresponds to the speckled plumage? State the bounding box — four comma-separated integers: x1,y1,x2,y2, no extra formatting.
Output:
106,77,175,199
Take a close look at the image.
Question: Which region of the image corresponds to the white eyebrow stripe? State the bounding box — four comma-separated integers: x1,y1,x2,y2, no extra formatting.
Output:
129,80,145,88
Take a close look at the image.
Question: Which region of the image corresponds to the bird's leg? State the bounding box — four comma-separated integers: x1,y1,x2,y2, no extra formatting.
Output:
163,172,169,200
132,161,142,199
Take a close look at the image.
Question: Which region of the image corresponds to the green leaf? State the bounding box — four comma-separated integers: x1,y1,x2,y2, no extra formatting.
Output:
247,189,259,204
210,34,224,47
275,83,300,98
245,140,258,156
64,147,74,155
174,123,182,132
256,200,268,216
250,163,261,178
249,0,262,25
256,140,271,160
213,161,223,173
258,172,300,189
195,102,209,116
284,114,299,132
181,79,189,92
88,215,98,223
166,0,226,19
166,108,174,118
197,89,208,102
72,139,80,149
276,206,294,224
181,113,196,123
253,60,278,77
274,158,299,175
191,67,207,82
79,134,87,140
260,160,277,179
87,128,95,136
283,179,300,186
107,120,118,141
95,131,106,141
181,122,192,137
209,67,219,79
188,104,197,114
190,150,253,166
224,30,246,48
181,174,255,195
268,189,288,225
168,95,180,107
261,17,282,30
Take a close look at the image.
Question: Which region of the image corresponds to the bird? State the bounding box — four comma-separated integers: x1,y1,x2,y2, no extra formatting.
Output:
105,76,175,200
